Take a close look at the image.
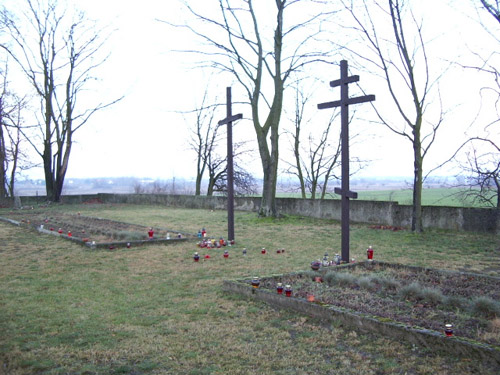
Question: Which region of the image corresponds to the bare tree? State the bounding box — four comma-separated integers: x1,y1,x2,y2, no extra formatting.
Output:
164,0,336,216
284,85,343,199
0,0,121,202
0,63,33,198
339,0,446,232
186,89,221,195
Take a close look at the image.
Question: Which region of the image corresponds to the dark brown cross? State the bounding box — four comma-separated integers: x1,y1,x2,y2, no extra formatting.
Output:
218,87,243,242
318,60,375,263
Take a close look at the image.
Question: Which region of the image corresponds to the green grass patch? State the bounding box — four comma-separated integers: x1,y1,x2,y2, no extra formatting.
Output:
0,204,498,374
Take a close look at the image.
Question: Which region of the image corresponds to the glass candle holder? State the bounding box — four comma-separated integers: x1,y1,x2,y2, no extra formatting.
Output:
311,260,321,271
276,283,283,294
285,285,292,297
445,324,453,337
148,228,154,239
251,277,260,288
367,246,374,260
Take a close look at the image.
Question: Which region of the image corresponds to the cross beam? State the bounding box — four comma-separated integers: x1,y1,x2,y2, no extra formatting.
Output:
318,60,375,263
218,87,243,242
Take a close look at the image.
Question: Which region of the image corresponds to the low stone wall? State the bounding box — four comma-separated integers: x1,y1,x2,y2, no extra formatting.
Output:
10,193,500,233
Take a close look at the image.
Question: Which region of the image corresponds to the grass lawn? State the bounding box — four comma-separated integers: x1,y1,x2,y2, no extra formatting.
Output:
0,203,499,374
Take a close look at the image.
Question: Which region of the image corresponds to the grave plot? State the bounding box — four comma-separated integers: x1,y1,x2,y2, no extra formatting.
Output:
0,211,196,248
223,261,500,366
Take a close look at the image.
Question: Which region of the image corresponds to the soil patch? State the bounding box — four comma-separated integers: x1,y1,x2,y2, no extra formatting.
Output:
255,262,500,347
0,210,194,244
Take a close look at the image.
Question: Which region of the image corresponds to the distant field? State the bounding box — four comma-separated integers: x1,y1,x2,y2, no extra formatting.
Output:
278,188,490,207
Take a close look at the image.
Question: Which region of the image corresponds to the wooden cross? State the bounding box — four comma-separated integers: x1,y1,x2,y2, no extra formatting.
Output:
218,87,243,242
318,60,375,263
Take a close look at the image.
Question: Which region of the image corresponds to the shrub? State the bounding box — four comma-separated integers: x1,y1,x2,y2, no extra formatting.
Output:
443,295,466,310
357,276,377,291
323,272,356,287
420,287,444,305
398,282,422,301
471,296,500,318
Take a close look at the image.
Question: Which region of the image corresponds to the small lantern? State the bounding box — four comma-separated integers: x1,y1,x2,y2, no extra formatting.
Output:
201,228,207,237
230,239,235,245
166,233,170,240
285,285,292,297
68,231,72,237
50,227,54,231
126,242,131,248
148,228,154,239
334,254,341,265
58,228,63,234
367,245,374,260
194,252,200,262
223,250,229,258
242,248,247,256
276,249,281,254
177,233,182,238
445,324,453,337
261,248,266,254
311,260,321,271
197,230,202,238
251,277,260,288
81,229,86,234
276,283,283,294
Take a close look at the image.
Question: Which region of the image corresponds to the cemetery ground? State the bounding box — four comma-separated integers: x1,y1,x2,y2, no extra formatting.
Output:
0,204,499,374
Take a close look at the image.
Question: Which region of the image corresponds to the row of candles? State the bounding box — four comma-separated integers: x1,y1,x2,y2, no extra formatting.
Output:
251,277,293,297
310,246,374,270
193,247,285,261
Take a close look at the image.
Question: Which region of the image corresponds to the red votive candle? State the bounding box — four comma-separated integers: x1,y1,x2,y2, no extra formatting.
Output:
261,248,266,254
367,245,374,260
251,277,260,288
285,285,292,297
194,252,200,262
223,250,229,258
445,324,453,337
276,283,283,294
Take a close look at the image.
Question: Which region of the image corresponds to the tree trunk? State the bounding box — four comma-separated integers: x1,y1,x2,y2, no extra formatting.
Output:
412,128,423,232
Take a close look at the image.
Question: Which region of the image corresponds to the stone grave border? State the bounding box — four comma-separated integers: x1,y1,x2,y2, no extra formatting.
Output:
0,215,195,249
222,261,500,367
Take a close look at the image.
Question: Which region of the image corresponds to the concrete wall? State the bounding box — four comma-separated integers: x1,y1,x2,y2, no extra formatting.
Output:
10,193,500,234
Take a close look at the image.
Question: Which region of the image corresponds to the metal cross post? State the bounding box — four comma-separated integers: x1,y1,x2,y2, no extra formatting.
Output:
318,60,375,263
218,87,243,243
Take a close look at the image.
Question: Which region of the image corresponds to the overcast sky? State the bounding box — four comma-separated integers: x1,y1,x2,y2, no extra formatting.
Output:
4,0,499,181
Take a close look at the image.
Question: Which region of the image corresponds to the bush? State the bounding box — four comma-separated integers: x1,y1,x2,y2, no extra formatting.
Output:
443,295,466,310
420,287,444,305
357,276,377,291
398,282,422,301
471,296,500,318
323,272,356,287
